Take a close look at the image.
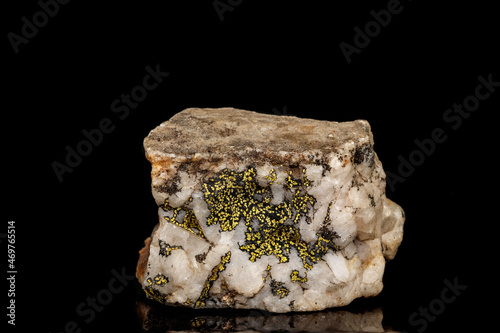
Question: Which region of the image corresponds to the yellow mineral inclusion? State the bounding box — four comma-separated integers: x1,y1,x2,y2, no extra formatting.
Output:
265,168,277,184
203,167,336,271
291,189,316,223
156,166,338,308
145,277,170,304
154,273,169,286
163,198,206,239
302,168,311,187
270,280,289,299
324,201,333,222
265,265,290,299
263,264,272,282
158,239,183,257
290,270,307,283
195,251,232,308
202,167,265,232
285,169,310,189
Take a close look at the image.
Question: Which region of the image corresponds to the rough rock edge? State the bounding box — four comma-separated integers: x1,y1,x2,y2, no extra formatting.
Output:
143,107,373,160
137,108,405,312
136,236,152,283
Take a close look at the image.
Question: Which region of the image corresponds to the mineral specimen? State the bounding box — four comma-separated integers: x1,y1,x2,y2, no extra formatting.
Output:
137,107,405,313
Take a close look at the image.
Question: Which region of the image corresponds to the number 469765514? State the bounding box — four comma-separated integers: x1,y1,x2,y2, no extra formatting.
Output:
7,221,15,269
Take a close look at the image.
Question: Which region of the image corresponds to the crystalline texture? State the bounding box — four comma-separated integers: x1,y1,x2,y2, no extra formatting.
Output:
136,107,405,313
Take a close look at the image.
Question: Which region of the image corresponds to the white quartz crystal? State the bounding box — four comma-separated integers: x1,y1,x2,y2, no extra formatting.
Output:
136,108,405,313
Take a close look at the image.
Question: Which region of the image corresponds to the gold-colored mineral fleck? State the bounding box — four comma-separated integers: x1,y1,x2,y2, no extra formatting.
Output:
195,251,232,308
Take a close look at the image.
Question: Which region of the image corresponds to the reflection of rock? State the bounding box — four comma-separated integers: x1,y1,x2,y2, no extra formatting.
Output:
136,298,391,332
138,108,405,312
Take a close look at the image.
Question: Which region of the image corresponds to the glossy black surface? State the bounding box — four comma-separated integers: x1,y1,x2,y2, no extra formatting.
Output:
5,1,497,332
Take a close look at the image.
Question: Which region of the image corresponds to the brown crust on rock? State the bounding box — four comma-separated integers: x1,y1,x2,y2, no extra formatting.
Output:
136,236,152,282
144,108,373,162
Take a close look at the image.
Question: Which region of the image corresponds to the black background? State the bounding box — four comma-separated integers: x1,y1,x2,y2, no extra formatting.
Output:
4,0,498,332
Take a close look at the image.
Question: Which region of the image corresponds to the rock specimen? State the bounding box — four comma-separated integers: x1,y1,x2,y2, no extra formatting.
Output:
137,107,405,313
